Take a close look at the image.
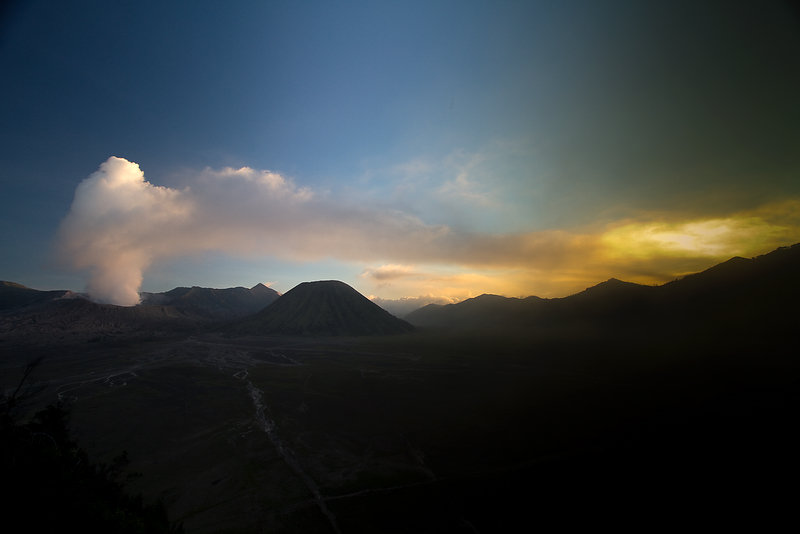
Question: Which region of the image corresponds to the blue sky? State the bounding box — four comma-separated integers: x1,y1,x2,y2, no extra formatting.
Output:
2,1,800,305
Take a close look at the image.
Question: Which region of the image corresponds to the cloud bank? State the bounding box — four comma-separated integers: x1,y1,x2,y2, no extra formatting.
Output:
59,157,568,304
59,157,800,305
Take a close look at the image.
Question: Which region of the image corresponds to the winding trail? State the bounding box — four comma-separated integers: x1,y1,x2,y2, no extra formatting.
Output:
240,375,342,534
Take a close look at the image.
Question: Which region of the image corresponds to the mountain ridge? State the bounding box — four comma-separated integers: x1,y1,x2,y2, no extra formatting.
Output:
405,243,800,332
141,284,279,320
0,282,280,343
3,243,798,339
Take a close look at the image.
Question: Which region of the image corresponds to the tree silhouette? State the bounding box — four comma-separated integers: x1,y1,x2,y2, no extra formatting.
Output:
1,362,182,533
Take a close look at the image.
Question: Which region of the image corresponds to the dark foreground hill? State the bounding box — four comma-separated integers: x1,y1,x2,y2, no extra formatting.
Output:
232,280,414,336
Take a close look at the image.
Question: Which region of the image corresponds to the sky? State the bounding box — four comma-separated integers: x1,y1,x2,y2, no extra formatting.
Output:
1,0,799,308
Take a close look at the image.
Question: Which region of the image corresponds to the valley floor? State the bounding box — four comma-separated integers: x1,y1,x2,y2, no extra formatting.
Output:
2,326,797,532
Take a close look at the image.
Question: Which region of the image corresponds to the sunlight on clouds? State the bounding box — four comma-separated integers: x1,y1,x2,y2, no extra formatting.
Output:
360,263,534,301
210,166,314,201
360,199,800,302
588,201,800,288
601,211,798,260
360,264,417,281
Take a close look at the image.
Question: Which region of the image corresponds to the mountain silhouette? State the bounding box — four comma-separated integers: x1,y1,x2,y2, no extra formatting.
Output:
1,282,279,320
141,283,279,320
3,243,797,340
0,281,68,311
232,280,414,336
405,294,546,330
406,243,800,335
0,282,280,344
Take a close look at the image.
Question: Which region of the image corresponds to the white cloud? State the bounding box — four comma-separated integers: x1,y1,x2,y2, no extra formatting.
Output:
437,149,497,207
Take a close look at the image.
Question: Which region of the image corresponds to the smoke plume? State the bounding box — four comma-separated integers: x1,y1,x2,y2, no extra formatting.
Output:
58,157,192,305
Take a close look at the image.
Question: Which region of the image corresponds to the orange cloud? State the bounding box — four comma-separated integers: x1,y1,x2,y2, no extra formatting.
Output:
359,200,800,299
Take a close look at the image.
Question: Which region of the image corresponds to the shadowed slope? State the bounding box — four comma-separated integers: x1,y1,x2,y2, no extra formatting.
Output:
405,294,546,330
234,280,414,336
0,281,68,311
0,282,281,344
142,283,279,320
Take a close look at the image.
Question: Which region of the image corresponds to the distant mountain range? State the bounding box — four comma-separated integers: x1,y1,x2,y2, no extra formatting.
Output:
0,279,411,340
2,243,798,340
140,283,280,320
406,243,799,337
0,282,279,318
0,282,279,343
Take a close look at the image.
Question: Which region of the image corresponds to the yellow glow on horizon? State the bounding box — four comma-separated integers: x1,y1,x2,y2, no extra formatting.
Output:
601,216,791,260
360,199,800,302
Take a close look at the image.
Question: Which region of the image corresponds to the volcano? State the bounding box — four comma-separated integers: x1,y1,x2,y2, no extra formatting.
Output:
234,280,413,336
